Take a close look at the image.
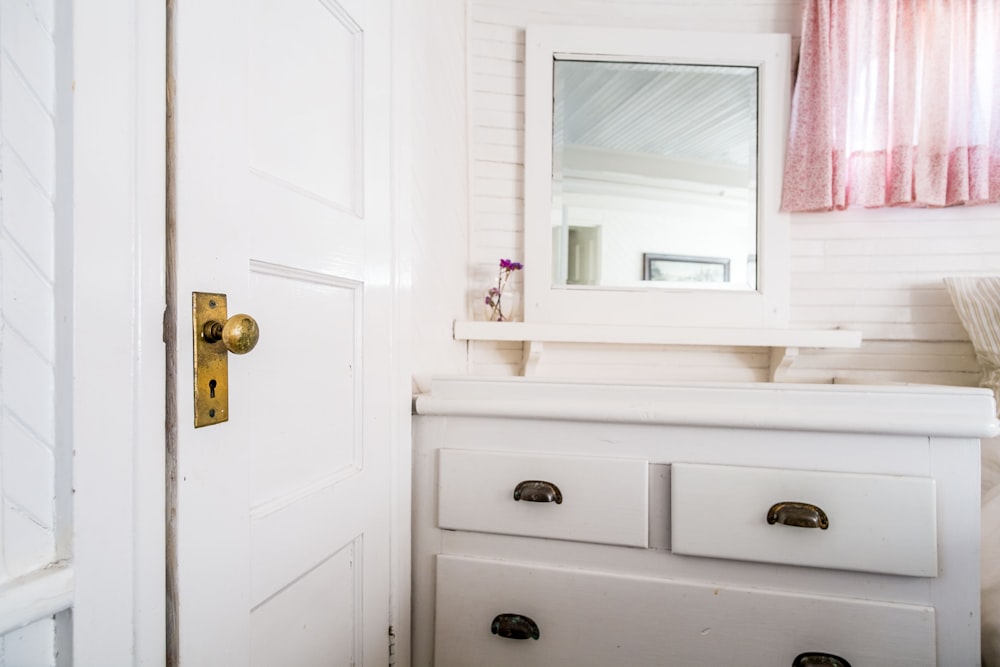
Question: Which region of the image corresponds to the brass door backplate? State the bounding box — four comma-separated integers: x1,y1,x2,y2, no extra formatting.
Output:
193,292,230,427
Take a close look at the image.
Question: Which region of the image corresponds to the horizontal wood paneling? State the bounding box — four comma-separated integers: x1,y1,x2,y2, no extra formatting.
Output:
461,0,998,387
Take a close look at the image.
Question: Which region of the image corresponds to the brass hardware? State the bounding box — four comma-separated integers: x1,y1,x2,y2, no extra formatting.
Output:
491,614,540,640
513,480,563,504
792,652,852,667
767,501,829,530
192,292,260,428
202,313,260,354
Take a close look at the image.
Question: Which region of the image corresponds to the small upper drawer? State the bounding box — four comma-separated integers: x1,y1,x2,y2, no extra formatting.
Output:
438,449,648,547
671,463,937,576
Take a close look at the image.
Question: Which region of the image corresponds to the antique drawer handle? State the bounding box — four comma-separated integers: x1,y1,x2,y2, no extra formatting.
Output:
792,652,852,667
513,480,563,504
491,613,540,640
767,501,829,529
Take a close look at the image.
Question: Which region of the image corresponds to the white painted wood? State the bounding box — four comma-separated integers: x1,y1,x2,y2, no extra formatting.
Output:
2,153,55,284
1,616,57,667
0,1,66,663
409,417,443,667
455,320,861,347
1,0,56,117
928,436,983,661
173,0,397,664
0,565,72,637
438,449,648,547
769,345,798,381
434,555,937,666
416,377,1000,438
408,0,470,395
71,0,167,663
473,340,774,383
522,25,790,330
671,463,938,576
0,0,59,608
472,0,804,31
1,58,55,197
249,538,361,667
389,3,415,664
422,428,942,599
2,421,54,530
520,340,543,375
1,0,165,663
413,377,991,665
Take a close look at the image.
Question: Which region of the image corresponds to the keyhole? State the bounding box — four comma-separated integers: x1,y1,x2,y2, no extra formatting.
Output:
209,379,217,399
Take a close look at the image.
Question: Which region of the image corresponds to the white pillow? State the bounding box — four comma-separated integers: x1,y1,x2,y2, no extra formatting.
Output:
944,276,1000,409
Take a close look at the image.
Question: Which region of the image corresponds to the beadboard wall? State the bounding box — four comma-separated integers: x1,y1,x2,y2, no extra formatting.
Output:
409,0,998,389
0,0,63,663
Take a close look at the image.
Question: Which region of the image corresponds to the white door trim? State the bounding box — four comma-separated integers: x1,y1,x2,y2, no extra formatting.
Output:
389,3,414,665
71,0,166,664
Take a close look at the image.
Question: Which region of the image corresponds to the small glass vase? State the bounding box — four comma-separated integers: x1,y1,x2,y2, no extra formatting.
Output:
483,291,519,322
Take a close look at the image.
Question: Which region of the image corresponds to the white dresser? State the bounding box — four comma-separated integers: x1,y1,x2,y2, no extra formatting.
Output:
412,378,998,666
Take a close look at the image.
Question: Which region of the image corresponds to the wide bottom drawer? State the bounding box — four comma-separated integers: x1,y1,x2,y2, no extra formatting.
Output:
434,555,936,667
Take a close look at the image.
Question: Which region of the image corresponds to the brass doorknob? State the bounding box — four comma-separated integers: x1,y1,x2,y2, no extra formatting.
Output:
203,313,260,354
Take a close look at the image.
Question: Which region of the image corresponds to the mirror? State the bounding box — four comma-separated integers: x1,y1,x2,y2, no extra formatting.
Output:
552,60,758,290
523,26,790,329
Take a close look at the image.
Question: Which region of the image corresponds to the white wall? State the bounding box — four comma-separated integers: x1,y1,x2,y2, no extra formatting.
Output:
410,0,472,390
0,0,63,663
413,0,992,389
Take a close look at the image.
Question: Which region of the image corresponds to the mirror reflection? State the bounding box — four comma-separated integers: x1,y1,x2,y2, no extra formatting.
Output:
551,60,759,291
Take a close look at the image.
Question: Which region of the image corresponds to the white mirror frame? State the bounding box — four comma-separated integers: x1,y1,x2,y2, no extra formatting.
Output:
523,25,791,329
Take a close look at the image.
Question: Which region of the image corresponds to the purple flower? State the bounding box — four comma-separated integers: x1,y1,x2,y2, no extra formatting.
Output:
487,258,523,321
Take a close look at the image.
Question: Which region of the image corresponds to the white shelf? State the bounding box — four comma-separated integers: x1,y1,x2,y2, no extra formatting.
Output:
453,320,862,381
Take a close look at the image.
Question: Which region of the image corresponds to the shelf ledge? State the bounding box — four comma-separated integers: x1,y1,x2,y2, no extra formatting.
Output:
453,321,862,381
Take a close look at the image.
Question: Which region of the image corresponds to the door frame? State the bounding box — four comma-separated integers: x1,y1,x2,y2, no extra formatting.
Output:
69,0,411,664
70,0,166,663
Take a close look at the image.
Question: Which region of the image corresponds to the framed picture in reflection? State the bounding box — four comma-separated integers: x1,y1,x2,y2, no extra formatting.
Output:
643,253,731,283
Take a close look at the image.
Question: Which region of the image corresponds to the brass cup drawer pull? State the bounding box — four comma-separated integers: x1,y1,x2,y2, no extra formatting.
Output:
491,613,540,640
767,501,829,530
792,652,852,667
513,480,563,504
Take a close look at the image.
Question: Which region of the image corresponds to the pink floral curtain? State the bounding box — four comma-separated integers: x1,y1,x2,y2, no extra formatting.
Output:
781,0,1000,211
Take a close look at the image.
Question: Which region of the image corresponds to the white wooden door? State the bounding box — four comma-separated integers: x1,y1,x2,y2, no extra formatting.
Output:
172,0,395,664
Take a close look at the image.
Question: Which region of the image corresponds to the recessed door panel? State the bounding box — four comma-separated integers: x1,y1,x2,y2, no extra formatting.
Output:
250,537,361,667
247,0,361,210
244,263,362,507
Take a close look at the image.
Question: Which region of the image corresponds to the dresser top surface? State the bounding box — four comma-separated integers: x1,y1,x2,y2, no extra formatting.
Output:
414,377,999,438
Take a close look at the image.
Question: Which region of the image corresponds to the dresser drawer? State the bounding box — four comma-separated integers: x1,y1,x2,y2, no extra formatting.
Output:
437,449,648,547
671,463,938,576
434,555,936,667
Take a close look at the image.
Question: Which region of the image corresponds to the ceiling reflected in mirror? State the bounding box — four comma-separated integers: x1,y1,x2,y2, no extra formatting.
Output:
551,59,758,291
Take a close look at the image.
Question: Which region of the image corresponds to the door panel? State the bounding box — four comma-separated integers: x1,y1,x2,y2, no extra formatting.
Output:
246,0,362,209
173,0,392,663
245,263,362,502
249,537,360,667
